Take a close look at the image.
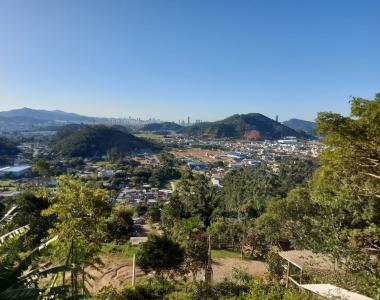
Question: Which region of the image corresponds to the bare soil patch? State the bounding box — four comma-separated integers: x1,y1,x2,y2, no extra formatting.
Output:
86,254,267,293
86,254,144,293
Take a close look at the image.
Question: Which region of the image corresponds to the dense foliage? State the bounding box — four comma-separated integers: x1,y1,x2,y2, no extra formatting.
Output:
256,94,380,297
139,122,183,132
136,234,185,276
0,136,19,165
221,157,316,219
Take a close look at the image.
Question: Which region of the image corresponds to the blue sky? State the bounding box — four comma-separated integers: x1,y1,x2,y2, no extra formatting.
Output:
0,0,379,122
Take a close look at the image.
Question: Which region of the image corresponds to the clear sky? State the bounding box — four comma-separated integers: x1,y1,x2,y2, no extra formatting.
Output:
0,0,379,122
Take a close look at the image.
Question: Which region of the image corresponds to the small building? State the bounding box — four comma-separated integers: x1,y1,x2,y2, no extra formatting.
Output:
147,199,158,206
278,137,298,144
228,163,242,169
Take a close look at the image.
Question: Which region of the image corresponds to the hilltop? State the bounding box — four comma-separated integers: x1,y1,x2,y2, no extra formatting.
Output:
283,118,316,135
49,125,159,157
181,113,306,139
139,122,183,132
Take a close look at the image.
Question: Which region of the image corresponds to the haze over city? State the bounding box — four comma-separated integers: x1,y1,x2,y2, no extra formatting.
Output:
0,0,379,121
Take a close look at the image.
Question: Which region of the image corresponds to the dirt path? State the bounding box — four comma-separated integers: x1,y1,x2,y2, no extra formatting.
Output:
86,254,145,293
209,258,267,281
87,254,267,293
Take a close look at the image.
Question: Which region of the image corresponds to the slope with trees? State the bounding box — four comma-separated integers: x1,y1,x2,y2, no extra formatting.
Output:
0,136,19,165
256,94,380,297
181,113,308,139
138,122,183,133
282,118,316,135
49,125,159,158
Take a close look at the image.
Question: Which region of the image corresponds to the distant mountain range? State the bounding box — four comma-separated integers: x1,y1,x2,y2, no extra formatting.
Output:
282,118,316,135
0,107,101,123
0,107,316,139
181,113,309,139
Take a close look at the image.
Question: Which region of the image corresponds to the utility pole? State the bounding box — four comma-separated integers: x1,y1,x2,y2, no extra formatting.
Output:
132,254,136,287
205,235,213,284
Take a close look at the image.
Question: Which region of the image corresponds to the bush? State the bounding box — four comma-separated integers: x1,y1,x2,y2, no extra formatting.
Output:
93,277,175,300
244,278,312,300
136,234,184,276
266,246,285,281
106,205,134,241
189,279,247,300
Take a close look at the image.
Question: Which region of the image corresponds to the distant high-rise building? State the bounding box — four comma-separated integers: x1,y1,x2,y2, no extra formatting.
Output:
187,116,190,125
275,115,279,122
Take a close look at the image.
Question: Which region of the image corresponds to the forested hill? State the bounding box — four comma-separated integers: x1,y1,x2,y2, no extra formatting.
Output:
0,136,20,165
181,113,307,139
139,122,183,132
282,118,316,135
49,125,159,157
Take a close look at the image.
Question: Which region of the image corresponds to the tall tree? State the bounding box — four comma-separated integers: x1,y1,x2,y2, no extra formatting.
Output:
41,176,112,297
162,172,219,228
313,95,380,255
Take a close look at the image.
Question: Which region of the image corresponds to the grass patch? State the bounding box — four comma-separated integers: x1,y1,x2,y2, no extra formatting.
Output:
101,242,139,260
0,180,16,186
94,161,114,168
0,180,17,191
211,249,243,260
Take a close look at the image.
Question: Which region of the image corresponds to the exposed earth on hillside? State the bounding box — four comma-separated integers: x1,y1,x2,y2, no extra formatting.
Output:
86,254,267,293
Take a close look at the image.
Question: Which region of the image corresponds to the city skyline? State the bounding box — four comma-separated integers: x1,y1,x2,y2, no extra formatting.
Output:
0,0,379,121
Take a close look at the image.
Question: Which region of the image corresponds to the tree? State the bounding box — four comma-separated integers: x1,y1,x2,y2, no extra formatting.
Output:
303,95,380,297
0,136,19,166
41,175,112,297
257,94,380,297
145,204,162,223
276,156,317,196
174,172,219,227
171,218,208,281
220,165,278,220
32,159,53,178
107,147,123,162
106,204,134,241
162,172,216,229
12,192,55,249
255,188,316,248
136,234,184,277
150,151,181,187
314,95,380,251
0,211,61,300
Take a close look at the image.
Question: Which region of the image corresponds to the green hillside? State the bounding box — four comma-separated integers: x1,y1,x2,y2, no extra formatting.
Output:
283,118,316,135
139,122,183,132
181,113,306,139
49,125,159,157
